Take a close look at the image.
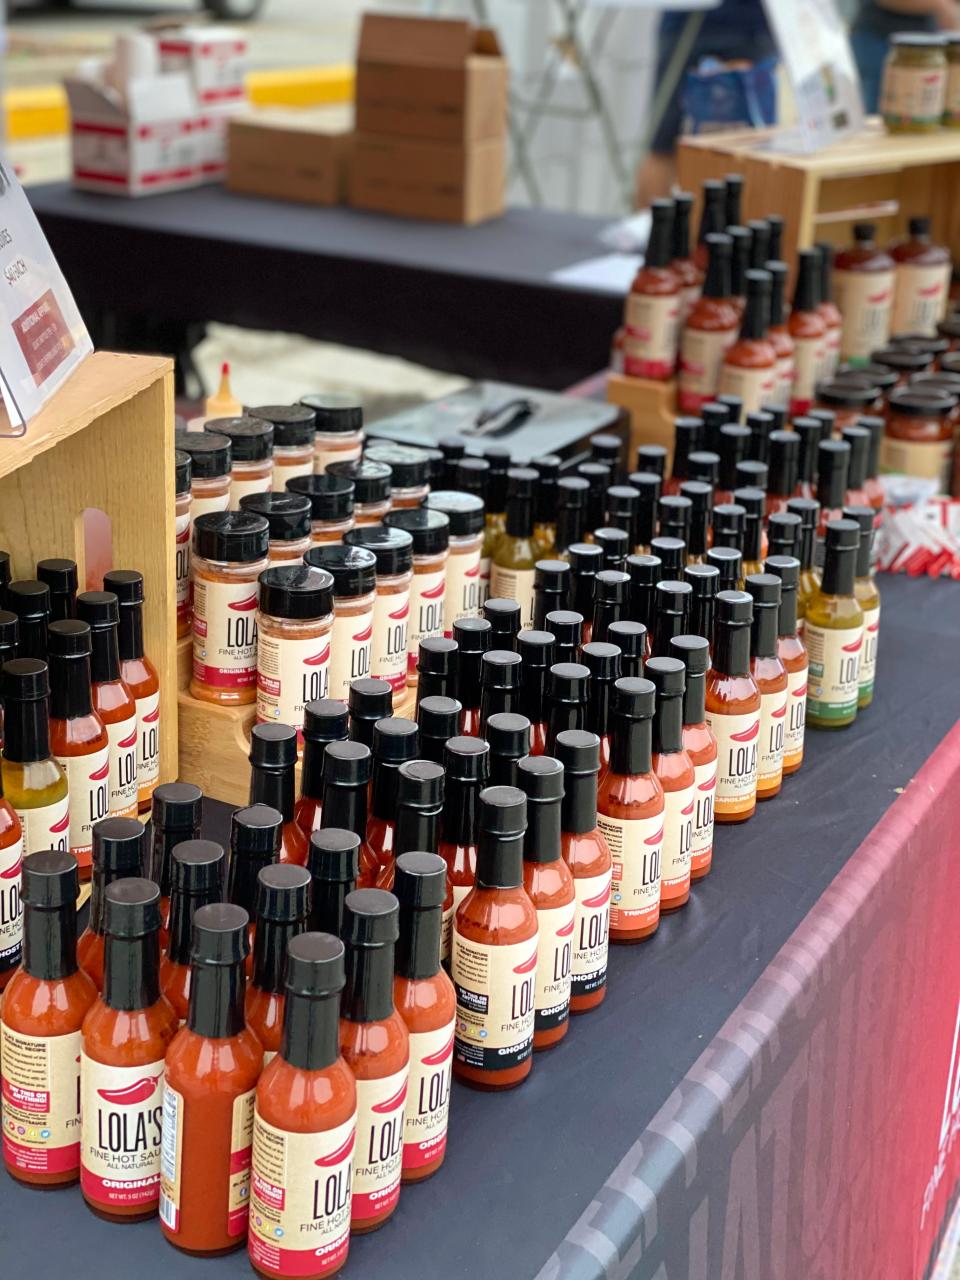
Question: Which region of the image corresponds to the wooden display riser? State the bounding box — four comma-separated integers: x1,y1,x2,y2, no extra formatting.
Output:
606,372,677,468
176,635,416,809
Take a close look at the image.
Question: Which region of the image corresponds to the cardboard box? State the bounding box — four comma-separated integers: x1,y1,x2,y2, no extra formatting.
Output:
157,27,247,107
355,14,507,144
349,130,505,225
227,109,351,205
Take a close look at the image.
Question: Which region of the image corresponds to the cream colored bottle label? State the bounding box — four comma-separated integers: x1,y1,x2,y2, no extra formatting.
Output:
249,1110,356,1278
774,354,795,409
678,326,736,403
833,269,894,362
805,623,862,722
190,489,231,521
326,605,373,701
16,795,70,856
314,440,362,475
135,690,161,796
597,809,663,935
478,556,491,609
80,1055,165,1209
820,326,841,382
791,335,821,405
717,360,776,417
1,1027,82,1176
570,869,611,999
784,664,808,769
256,629,331,734
442,882,473,963
704,708,759,818
370,586,410,694
351,1065,408,1223
451,932,538,1072
659,784,694,902
624,292,681,367
689,758,716,875
229,471,273,509
947,62,960,121
272,457,314,493
891,262,951,336
859,604,881,699
489,565,535,629
881,435,953,489
402,1019,454,1174
0,833,24,970
758,687,787,789
161,1081,253,1236
175,510,191,624
106,714,139,818
192,576,259,691
881,63,948,125
407,565,446,676
56,746,110,865
444,546,481,632
532,900,575,1035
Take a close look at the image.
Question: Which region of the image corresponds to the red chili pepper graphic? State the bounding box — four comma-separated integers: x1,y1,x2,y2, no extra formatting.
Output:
422,581,445,599
119,727,138,750
867,290,891,305
422,1035,455,1066
354,625,373,643
314,1132,356,1166
842,636,863,653
698,773,716,792
371,1082,407,1114
142,706,160,724
557,919,575,937
50,811,71,835
918,282,943,296
645,826,664,846
792,684,808,698
730,721,760,743
513,951,539,975
867,621,880,634
465,564,480,578
0,854,22,880
96,1072,163,1106
176,526,190,544
228,595,258,612
681,799,695,816
89,760,110,781
389,602,410,621
771,704,787,719
582,882,611,908
303,645,331,667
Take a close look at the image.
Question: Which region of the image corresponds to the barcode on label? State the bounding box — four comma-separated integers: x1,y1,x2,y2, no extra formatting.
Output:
159,1190,178,1231
160,1087,178,1181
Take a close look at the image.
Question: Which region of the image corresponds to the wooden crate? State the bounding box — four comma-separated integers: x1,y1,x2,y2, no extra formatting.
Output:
606,373,676,469
0,352,177,814
677,117,960,283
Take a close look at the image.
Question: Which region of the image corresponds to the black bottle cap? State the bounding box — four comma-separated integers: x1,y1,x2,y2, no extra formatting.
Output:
656,578,692,615
394,852,447,910
684,561,719,599
567,542,603,575
733,487,765,522
232,805,283,858
767,511,801,557
175,430,231,478
193,511,269,563
239,492,311,542
636,444,668,479
453,616,491,653
871,346,934,375
327,459,392,505
764,555,801,592
343,524,413,576
606,620,646,666
47,618,90,657
626,471,661,546
249,403,316,447
302,392,363,433
736,460,768,492
22,850,78,910
287,473,355,522
714,588,753,626
304,543,376,597
418,695,461,749
842,505,876,576
578,462,612,523
649,536,685,577
309,829,360,884
517,628,554,668
37,558,78,601
548,661,589,703
786,496,821,529
544,610,582,652
349,678,392,736
304,699,350,746
479,784,527,837
840,425,870,490
482,648,522,688
627,553,662,590
205,415,274,461
76,590,121,636
747,219,770,269
702,399,731,441
816,380,884,411
612,676,655,719
556,475,588,513
594,569,629,606
590,433,622,467
484,598,522,645
324,739,373,786
687,450,720,486
398,758,444,807
745,572,781,607
767,431,799,496
191,902,249,966
256,862,312,923
172,840,225,895
384,507,450,556
535,559,570,596
487,711,531,759
712,503,745,548
373,716,419,763
250,722,298,770
453,454,488,498
364,443,430,490
258,565,333,620
669,633,710,676
658,495,692,541
2,656,48,701
706,546,743,592
817,439,851,510
606,485,639,537
718,424,751,490
555,728,600,775
418,636,458,680
645,654,686,697
438,434,467,468
482,445,511,513
679,481,712,555
93,817,146,875
104,877,160,939
284,931,346,999
444,735,490,781
673,418,703,479
581,640,621,680
531,454,561,522
8,580,50,625
422,489,485,536
0,611,18,654
151,786,202,839
343,888,399,947
517,753,564,801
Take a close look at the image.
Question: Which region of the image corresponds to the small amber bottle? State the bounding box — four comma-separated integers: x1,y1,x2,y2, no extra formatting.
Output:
645,657,695,912
804,520,864,730
705,591,760,824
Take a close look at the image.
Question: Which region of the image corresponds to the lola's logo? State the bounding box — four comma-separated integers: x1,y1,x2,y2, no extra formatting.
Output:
421,581,445,600
582,882,611,908
89,760,110,782
314,1132,355,1167
303,645,331,667
50,811,71,835
96,1073,162,1106
730,720,759,743
698,773,716,792
142,706,161,724
0,853,22,880
371,1082,407,1114
118,727,138,750
353,624,373,643
513,951,538,976
421,1035,455,1067
228,594,258,612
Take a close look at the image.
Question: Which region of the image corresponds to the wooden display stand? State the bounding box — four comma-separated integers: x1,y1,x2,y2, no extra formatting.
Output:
678,117,960,280
606,372,677,469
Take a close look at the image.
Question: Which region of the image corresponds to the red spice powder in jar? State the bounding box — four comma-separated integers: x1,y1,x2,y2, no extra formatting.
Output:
304,543,377,702
256,564,335,742
869,344,935,387
175,431,232,520
303,392,364,475
343,526,414,697
205,416,275,510
327,458,392,526
286,473,356,546
384,507,450,685
883,386,957,490
248,404,317,493
814,380,885,432
239,491,313,565
174,449,192,639
423,489,485,633
364,443,431,510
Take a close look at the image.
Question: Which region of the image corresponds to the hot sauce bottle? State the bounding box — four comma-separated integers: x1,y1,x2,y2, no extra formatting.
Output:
715,422,751,505
366,717,419,886
249,932,356,1280
597,678,664,942
320,742,377,888
452,786,538,1090
680,480,712,564
227,806,282,958
705,591,760,824
592,569,629,643
786,497,821,628
104,570,160,812
415,637,459,706
77,592,138,820
567,542,602,635
814,242,843,382
308,828,359,936
544,610,582,666
671,189,701,317
606,486,640,554
623,198,681,379
764,556,808,775
7,579,51,662
518,629,554,754
765,260,795,410
37,557,78,623
651,580,692,657
161,903,263,1254
246,864,311,1060
77,818,145,991
802,519,864,730
454,616,491,735
679,232,739,413
438,736,488,962
748,219,770,270
249,723,308,866
840,426,873,509
490,468,539,628
1,659,69,855
295,699,349,839
833,223,895,364
582,641,620,769
626,554,661,645
416,696,461,764
607,620,646,680
789,250,828,416
816,439,851,533
487,713,532,787
727,226,750,314
340,889,410,1232
719,269,778,417
518,755,575,1051
393,852,456,1182
843,506,881,710
347,678,392,751
734,487,766,579
479,649,522,730
531,453,561,555
745,575,787,800
391,759,444,866
555,730,611,1013
0,763,23,990
666,417,704,497
890,216,952,337
48,620,109,879
645,657,695,912
484,597,521,651
80,878,178,1220
683,564,718,646
766,431,799,516
694,179,726,272
669,636,717,880
545,662,589,753
160,840,226,1023
2,850,96,1186
628,472,661,553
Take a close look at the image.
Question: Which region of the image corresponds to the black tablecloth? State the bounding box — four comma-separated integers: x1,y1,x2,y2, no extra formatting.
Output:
4,574,959,1277
28,184,624,388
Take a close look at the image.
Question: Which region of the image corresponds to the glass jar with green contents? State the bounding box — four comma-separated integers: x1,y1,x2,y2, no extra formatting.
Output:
803,520,864,730
881,34,947,133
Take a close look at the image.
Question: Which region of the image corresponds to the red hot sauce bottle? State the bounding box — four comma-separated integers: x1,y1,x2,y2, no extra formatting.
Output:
645,657,695,913
160,903,264,1255
452,785,539,1091
597,678,665,942
365,717,419,887
438,735,489,963
745,574,788,801
765,260,796,411
2,850,96,1186
718,269,777,416
104,570,161,813
78,591,139,820
150,782,202,940
764,555,808,776
308,828,359,937
705,591,761,824
789,250,828,416
340,889,410,1234
245,863,311,1060
250,723,308,865
679,232,739,413
160,840,226,1023
669,636,717,881
227,805,282,964
393,852,456,1182
77,817,146,992
623,199,681,380
294,698,349,840
321,741,378,888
